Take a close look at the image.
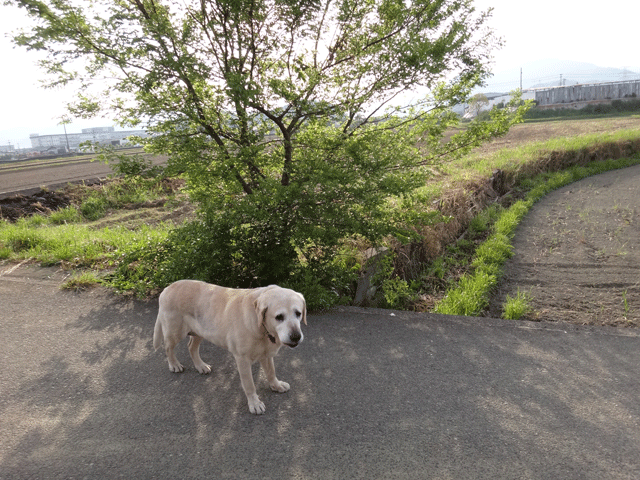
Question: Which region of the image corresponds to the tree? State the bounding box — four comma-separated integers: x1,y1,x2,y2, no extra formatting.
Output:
9,0,530,304
468,93,490,117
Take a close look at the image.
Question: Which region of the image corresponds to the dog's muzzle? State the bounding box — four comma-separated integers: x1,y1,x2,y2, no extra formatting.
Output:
285,331,302,348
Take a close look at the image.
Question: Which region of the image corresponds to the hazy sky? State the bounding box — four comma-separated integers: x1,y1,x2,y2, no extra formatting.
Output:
474,0,638,73
1,0,638,147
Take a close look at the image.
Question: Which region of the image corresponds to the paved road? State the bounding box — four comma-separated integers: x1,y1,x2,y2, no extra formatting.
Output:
1,264,639,479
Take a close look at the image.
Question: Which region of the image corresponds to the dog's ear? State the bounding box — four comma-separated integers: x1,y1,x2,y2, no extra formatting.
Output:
301,295,307,325
254,296,268,325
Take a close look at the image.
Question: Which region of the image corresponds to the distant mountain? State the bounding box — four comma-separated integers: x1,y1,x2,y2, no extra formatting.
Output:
482,59,640,93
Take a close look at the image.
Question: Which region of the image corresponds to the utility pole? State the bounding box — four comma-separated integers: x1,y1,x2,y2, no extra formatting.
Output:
559,74,563,86
520,68,522,91
63,123,71,153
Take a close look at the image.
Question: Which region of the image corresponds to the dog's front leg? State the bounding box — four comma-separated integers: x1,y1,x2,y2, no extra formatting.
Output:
260,357,290,393
234,356,265,415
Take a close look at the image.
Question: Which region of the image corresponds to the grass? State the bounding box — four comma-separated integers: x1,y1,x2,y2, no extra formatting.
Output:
73,176,171,221
623,289,630,319
502,289,533,320
448,127,640,181
0,216,172,268
49,206,83,225
61,271,102,291
396,124,640,219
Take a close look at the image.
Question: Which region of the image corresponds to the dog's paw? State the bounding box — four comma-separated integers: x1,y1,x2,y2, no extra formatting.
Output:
270,380,290,393
195,363,212,374
168,362,184,373
248,396,266,415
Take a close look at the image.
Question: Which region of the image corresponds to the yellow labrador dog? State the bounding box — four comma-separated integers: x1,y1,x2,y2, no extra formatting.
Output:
153,280,306,415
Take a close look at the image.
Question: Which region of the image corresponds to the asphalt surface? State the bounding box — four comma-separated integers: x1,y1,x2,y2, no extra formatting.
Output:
1,265,639,479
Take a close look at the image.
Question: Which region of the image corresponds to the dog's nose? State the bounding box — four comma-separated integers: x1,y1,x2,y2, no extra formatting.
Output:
289,330,301,344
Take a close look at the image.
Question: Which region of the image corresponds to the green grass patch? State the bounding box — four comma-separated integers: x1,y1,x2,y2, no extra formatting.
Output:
61,271,102,291
76,176,170,221
502,289,533,320
49,206,83,225
447,128,640,180
0,218,171,268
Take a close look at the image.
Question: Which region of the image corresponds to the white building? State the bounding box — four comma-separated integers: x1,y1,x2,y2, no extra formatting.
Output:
29,126,148,152
462,91,536,119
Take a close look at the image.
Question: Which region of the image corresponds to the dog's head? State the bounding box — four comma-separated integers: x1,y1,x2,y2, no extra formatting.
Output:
255,286,306,348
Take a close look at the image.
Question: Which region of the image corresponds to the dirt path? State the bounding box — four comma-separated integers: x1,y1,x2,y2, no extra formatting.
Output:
489,163,640,327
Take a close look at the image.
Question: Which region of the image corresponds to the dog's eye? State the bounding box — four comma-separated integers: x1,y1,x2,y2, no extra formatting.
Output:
295,311,301,318
275,314,285,322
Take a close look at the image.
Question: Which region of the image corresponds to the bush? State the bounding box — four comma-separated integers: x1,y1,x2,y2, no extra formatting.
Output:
107,208,360,309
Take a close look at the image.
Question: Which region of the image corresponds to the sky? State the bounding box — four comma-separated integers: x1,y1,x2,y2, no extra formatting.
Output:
473,0,640,88
1,0,639,148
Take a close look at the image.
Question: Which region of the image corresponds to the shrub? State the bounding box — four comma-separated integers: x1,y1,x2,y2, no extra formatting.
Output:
108,209,360,309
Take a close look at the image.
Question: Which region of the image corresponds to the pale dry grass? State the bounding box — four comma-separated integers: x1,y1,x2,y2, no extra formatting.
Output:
474,116,640,155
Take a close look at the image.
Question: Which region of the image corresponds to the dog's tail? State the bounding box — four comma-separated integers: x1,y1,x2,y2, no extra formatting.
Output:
153,316,163,351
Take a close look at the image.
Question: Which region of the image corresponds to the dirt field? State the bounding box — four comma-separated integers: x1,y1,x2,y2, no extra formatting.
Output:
0,153,167,199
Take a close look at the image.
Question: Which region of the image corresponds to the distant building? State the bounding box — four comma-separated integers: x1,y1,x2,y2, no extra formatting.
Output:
531,79,640,109
29,126,148,152
462,91,535,119
462,79,640,118
0,144,15,154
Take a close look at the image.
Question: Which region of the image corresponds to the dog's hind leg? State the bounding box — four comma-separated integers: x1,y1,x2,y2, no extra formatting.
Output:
153,317,163,351
154,311,184,372
164,334,184,373
188,334,212,374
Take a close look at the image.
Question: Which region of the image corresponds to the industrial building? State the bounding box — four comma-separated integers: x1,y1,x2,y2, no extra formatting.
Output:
29,126,148,152
465,79,640,117
532,79,640,109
